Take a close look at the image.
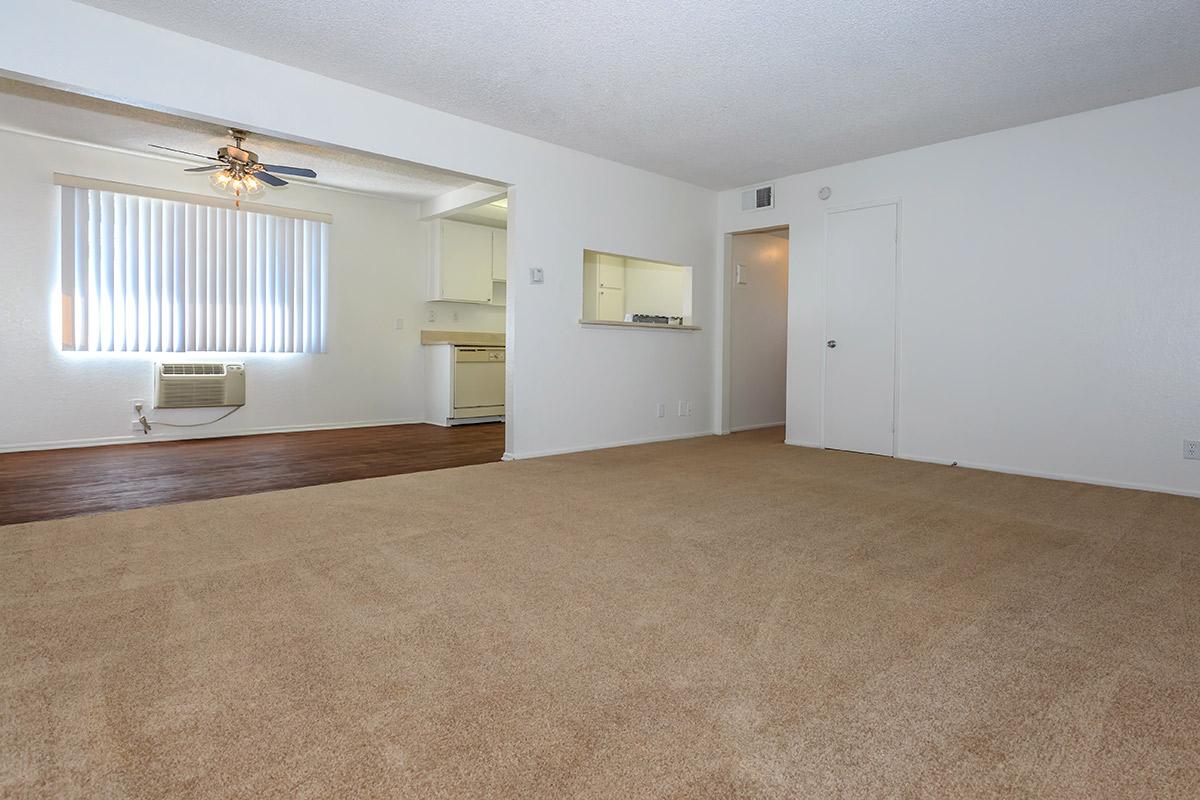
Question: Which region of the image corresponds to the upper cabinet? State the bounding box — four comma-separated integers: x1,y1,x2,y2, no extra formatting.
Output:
430,220,507,304
597,253,624,289
491,229,507,281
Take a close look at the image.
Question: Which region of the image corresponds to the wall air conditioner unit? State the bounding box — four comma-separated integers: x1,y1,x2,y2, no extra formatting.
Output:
741,183,775,211
155,363,246,408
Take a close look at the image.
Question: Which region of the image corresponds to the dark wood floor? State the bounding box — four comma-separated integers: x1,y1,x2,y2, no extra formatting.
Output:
0,423,505,526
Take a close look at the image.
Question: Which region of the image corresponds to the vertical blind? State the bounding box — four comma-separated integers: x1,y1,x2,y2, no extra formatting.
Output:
60,182,330,353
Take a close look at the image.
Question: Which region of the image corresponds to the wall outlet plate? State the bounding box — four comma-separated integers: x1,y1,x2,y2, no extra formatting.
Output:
426,308,437,323
1185,440,1200,460
529,267,544,284
131,398,145,414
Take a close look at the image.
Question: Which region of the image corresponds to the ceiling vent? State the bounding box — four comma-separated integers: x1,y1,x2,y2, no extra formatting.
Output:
741,184,775,212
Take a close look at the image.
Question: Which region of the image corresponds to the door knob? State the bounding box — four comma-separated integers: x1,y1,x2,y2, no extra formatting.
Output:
826,339,837,349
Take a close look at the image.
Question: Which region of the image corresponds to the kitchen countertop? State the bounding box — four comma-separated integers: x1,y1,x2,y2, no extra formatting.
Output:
420,330,506,347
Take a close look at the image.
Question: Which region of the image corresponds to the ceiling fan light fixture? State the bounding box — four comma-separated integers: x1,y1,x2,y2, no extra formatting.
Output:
211,169,263,207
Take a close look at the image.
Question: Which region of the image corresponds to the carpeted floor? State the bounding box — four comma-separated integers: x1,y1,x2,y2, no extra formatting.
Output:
2,428,1198,799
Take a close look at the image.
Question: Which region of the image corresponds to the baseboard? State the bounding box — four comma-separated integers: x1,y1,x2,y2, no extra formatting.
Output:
899,452,1200,499
0,418,425,454
730,421,786,432
784,438,821,448
506,429,716,460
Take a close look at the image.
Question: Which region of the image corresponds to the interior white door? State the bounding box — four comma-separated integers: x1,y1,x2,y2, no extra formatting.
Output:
823,203,897,456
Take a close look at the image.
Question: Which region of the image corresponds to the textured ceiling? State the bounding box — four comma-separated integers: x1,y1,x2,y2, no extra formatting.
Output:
0,78,475,200
76,0,1200,189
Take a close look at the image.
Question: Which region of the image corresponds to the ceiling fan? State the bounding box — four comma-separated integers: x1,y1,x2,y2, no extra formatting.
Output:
149,129,317,206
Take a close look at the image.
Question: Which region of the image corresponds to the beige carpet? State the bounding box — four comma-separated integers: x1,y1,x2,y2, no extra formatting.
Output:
2,428,1198,799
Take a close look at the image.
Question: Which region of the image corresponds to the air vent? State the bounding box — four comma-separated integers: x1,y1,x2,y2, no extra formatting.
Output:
160,363,226,376
155,363,246,408
741,183,775,212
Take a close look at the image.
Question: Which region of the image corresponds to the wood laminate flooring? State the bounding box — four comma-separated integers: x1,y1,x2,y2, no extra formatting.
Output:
0,423,504,525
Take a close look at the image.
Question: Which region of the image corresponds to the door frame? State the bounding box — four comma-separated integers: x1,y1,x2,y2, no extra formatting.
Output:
718,224,790,436
819,198,903,456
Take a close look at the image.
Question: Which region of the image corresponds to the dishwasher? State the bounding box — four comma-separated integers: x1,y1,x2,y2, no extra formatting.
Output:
452,347,505,421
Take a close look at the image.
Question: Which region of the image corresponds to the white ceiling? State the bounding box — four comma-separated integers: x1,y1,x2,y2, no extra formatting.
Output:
76,0,1200,189
0,78,477,200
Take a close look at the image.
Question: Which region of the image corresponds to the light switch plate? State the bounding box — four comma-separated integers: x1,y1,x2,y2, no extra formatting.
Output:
656,403,665,418
735,263,747,285
529,267,544,284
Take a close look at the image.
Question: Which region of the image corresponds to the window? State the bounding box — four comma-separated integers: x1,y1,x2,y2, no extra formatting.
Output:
59,176,330,353
581,249,694,327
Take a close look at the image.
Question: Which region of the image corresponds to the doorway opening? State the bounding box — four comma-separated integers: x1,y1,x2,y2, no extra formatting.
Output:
726,226,789,435
0,74,517,518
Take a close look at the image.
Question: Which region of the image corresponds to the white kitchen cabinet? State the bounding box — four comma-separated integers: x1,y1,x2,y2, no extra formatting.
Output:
597,254,624,289
430,219,495,304
597,286,624,320
491,229,507,281
583,251,627,321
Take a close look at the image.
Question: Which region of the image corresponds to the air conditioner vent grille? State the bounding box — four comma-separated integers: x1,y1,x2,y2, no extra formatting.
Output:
161,363,225,376
161,382,227,407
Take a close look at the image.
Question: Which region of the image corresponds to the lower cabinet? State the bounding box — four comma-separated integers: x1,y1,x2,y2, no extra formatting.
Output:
424,343,506,425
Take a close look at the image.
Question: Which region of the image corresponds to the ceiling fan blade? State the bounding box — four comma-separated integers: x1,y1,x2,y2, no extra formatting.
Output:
254,171,288,187
184,165,223,173
260,164,316,178
149,144,218,161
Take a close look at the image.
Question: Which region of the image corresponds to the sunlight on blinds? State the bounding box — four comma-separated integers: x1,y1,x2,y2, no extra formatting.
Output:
60,186,329,353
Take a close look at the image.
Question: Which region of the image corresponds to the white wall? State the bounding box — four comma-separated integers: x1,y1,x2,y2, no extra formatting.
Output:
0,0,719,460
729,232,788,431
718,87,1200,497
0,127,504,450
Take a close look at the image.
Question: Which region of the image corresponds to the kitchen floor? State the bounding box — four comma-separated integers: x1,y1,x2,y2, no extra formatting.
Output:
0,422,504,525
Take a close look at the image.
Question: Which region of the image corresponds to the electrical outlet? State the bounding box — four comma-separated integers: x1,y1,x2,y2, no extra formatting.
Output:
656,403,665,418
1185,440,1200,461
131,398,145,414
452,310,460,322
685,400,693,417
426,308,437,323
